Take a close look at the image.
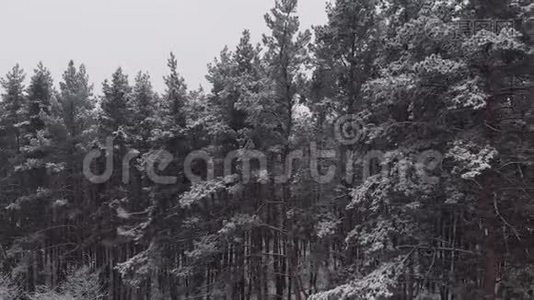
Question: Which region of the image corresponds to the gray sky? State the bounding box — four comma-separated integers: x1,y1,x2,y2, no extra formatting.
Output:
0,0,329,93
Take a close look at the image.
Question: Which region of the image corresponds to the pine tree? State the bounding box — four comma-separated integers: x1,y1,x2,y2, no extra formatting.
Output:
0,65,27,276
162,52,188,128
261,0,310,146
26,63,53,134
130,71,156,148
100,67,131,137
59,60,94,139
312,0,380,114
207,30,262,147
0,64,26,153
3,62,70,293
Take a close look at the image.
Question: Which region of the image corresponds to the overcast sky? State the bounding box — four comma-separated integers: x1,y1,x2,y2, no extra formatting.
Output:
0,0,329,93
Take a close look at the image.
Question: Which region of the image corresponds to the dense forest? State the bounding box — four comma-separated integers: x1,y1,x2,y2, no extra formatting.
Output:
1,0,534,299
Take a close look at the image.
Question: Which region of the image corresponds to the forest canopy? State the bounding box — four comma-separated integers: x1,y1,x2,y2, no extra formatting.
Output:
1,0,534,299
